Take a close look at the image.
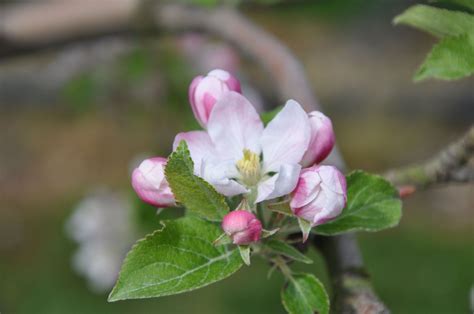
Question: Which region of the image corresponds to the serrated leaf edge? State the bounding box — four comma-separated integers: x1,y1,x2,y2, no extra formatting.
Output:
165,141,229,221
314,170,402,236
281,273,330,314
108,219,242,302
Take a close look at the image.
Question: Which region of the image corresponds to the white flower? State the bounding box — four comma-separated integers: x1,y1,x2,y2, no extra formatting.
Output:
173,91,311,203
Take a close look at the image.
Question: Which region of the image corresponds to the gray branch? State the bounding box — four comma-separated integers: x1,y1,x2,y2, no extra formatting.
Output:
385,125,474,189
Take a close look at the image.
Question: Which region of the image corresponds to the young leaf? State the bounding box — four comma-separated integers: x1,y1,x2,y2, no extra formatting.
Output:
415,33,474,81
165,141,229,221
315,170,402,235
394,4,474,38
265,239,313,264
108,216,242,301
281,273,329,314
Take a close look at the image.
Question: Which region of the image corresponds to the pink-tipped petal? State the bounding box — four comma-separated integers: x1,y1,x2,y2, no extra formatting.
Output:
131,157,175,207
261,99,311,172
222,210,262,245
290,168,322,209
207,91,264,161
208,69,231,81
189,75,203,109
208,69,241,93
225,75,241,93
290,165,346,227
189,69,242,128
300,111,336,167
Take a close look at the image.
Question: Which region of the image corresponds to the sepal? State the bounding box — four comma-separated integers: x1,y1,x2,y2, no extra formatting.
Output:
298,217,312,243
238,245,251,266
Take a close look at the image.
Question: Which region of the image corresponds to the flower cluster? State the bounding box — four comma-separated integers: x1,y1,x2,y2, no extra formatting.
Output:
131,69,347,244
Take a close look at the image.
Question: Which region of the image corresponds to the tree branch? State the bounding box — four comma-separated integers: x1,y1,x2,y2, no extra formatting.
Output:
385,126,474,189
0,2,388,312
315,235,389,314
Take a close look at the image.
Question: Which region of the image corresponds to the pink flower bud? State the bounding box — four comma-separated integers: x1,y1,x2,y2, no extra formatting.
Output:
300,111,336,167
189,69,242,128
131,157,175,207
290,165,347,227
221,210,262,245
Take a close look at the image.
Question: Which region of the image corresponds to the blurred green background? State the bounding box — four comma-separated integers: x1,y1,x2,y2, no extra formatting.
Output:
0,1,473,313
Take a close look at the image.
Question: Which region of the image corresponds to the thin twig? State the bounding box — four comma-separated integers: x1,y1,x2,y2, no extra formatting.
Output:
385,126,474,189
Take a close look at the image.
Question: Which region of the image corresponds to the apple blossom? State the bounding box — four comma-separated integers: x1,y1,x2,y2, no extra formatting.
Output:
189,69,242,128
174,91,311,204
222,210,262,245
290,165,347,227
131,157,175,207
300,111,335,167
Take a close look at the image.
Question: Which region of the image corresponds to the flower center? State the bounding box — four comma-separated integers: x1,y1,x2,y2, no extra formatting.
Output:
236,149,261,186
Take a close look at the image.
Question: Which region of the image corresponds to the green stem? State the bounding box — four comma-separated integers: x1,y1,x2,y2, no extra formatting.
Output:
273,256,293,280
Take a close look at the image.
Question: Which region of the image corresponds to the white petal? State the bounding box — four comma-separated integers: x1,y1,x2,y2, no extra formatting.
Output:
207,91,264,161
318,165,346,195
261,99,311,172
255,163,301,203
200,158,248,197
173,131,215,173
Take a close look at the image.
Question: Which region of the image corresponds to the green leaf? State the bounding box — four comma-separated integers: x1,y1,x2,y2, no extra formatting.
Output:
165,141,229,221
281,273,329,314
265,239,313,264
108,216,242,301
432,0,474,11
315,170,402,235
415,33,474,81
260,105,283,125
394,4,474,37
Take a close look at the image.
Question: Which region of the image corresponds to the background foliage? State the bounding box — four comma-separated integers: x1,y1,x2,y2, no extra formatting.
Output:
0,0,473,313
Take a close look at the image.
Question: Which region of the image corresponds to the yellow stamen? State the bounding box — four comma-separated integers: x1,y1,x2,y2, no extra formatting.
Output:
236,149,261,186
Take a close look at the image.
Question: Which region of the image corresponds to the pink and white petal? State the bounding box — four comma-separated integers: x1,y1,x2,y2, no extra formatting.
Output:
173,131,215,173
317,165,346,195
200,158,248,197
293,202,320,223
208,69,231,81
300,111,336,167
255,163,301,203
312,189,346,226
261,99,311,172
207,91,263,161
290,167,322,209
131,166,175,207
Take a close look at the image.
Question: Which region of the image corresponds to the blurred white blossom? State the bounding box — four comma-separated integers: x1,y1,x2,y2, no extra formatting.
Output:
66,189,137,293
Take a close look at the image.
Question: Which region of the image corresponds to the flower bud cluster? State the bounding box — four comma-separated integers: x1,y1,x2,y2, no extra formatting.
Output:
131,68,347,245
